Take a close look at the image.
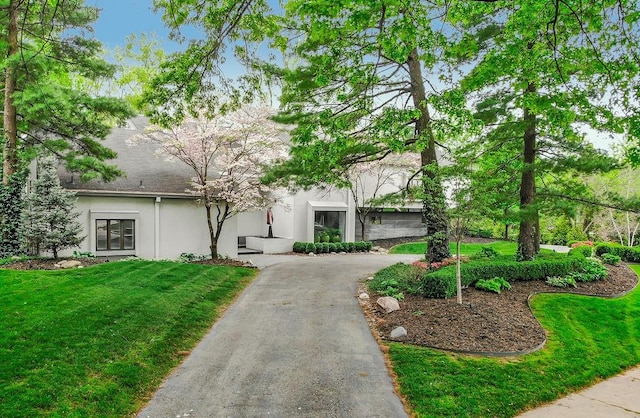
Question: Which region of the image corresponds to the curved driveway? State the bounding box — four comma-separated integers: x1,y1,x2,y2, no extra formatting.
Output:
138,254,421,418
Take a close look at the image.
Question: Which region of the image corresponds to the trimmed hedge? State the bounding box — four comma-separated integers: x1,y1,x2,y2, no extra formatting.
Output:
568,245,592,258
293,241,373,254
595,243,640,262
420,255,585,298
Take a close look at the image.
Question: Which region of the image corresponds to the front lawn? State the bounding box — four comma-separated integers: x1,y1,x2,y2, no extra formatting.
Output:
388,264,640,417
0,260,257,417
388,240,524,256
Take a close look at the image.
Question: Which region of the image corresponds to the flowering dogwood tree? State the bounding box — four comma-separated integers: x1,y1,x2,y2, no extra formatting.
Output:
130,105,287,258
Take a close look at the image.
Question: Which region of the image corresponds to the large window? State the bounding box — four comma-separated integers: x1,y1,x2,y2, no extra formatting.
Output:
314,210,346,242
96,219,135,251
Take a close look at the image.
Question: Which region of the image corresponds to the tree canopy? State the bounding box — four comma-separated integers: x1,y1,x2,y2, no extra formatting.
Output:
0,0,134,183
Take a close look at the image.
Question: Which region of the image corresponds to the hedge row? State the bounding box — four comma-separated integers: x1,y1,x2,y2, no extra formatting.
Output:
292,241,373,254
420,255,585,298
595,243,640,262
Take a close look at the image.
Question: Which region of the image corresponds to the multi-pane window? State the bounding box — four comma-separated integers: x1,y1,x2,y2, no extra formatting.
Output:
96,219,135,251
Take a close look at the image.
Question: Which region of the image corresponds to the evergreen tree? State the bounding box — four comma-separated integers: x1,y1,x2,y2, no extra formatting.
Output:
0,171,26,257
21,157,84,259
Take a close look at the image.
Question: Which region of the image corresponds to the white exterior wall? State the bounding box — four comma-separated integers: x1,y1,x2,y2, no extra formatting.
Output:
292,188,355,243
236,211,265,238
57,195,237,259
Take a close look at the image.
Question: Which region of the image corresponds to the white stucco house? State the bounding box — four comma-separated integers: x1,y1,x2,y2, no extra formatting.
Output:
51,116,362,259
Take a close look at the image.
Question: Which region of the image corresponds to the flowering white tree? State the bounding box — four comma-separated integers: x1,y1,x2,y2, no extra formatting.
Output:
347,154,421,241
130,105,287,258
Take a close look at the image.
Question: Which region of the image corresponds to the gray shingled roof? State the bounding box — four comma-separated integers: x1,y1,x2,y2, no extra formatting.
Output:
59,116,198,198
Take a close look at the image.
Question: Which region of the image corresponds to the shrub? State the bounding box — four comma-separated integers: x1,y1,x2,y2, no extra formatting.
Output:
601,253,621,265
568,243,593,258
595,243,640,262
474,246,500,259
355,241,367,252
328,242,337,253
365,241,373,251
546,276,577,288
293,242,306,253
305,242,316,254
370,263,422,296
419,255,584,298
475,277,511,294
347,242,356,252
569,258,607,282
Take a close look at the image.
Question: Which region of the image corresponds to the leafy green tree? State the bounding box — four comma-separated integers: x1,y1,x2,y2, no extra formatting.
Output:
1,0,134,184
447,0,638,260
21,156,84,259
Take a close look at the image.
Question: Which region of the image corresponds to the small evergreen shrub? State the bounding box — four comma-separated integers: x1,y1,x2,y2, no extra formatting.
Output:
328,242,337,252
293,242,306,253
568,244,593,258
601,253,621,265
305,242,316,253
475,277,511,294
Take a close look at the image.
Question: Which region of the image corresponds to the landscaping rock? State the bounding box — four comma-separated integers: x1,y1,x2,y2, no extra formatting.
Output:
55,260,82,269
308,252,316,257
366,276,374,281
377,296,400,313
390,326,407,339
359,292,370,300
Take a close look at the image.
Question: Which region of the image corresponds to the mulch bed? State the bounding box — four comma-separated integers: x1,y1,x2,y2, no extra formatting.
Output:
361,263,638,355
2,257,255,270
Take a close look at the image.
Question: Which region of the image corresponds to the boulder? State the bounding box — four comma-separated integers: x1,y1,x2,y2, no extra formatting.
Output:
376,296,400,313
55,260,82,269
390,326,408,339
358,292,370,300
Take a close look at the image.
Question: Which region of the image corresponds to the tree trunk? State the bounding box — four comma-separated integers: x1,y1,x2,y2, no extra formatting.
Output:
205,202,219,259
456,238,462,304
504,223,509,240
2,0,19,184
517,82,537,261
407,48,450,263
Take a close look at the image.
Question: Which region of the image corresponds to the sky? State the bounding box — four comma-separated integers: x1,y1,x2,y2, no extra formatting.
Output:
90,0,181,51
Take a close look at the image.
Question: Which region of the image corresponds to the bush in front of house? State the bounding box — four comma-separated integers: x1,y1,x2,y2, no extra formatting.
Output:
293,241,373,254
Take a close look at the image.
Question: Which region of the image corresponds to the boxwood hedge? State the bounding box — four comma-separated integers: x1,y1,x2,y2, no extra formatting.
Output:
293,241,373,254
420,254,585,298
595,243,640,262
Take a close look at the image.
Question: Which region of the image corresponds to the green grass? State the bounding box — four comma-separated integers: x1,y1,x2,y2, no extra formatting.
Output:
0,260,257,417
388,264,640,417
389,240,542,256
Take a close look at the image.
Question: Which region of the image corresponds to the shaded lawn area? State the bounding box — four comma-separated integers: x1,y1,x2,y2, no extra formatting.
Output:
389,264,640,418
0,261,257,417
388,240,527,256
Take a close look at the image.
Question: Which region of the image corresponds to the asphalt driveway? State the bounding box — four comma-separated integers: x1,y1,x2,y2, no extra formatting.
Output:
137,254,421,418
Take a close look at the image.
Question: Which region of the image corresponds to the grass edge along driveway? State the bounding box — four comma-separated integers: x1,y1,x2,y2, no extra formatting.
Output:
387,264,640,418
0,260,257,417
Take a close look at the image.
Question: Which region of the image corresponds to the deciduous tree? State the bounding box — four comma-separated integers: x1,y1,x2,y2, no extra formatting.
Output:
130,105,287,259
